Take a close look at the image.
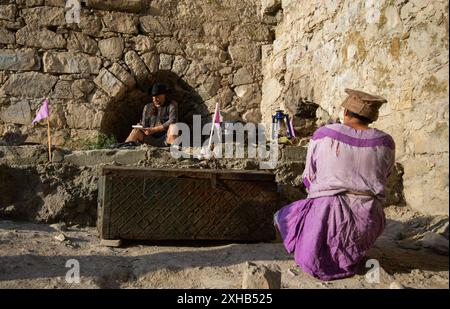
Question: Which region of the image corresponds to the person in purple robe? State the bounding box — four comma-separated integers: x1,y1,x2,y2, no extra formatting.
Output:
274,88,395,281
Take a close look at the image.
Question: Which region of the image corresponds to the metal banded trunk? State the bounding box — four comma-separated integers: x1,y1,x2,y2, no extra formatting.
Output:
97,166,280,241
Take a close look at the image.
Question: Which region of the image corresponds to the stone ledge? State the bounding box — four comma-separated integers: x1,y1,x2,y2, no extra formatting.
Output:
64,149,147,166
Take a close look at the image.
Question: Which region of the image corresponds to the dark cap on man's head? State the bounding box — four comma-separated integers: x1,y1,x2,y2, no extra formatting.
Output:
151,83,169,96
341,88,387,122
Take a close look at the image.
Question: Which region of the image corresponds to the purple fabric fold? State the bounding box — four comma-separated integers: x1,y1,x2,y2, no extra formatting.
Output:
312,127,395,150
303,177,311,189
276,195,385,281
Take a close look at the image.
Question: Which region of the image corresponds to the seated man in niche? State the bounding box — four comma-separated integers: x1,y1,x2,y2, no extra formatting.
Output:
125,83,179,147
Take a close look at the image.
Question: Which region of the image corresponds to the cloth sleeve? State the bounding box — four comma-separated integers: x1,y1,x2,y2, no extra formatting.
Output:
141,104,149,127
162,101,178,129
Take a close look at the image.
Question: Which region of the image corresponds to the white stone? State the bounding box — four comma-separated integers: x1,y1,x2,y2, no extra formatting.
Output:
159,53,174,71
132,35,155,54
99,37,124,61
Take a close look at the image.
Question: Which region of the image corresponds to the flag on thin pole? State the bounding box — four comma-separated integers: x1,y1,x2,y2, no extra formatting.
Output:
207,102,221,151
32,98,52,162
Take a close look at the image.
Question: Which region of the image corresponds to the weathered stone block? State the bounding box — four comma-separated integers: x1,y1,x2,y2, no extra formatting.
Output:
139,16,172,36
101,12,139,34
99,37,124,61
72,79,95,99
124,50,150,88
229,44,261,63
0,5,16,21
0,29,15,44
16,26,66,49
52,80,73,99
243,108,262,123
22,6,65,26
0,49,40,71
43,52,102,74
233,67,253,86
100,239,122,247
132,35,155,54
94,68,127,98
65,103,103,129
109,63,136,89
159,53,174,71
141,52,159,74
64,149,147,166
156,37,183,55
67,32,99,55
185,43,227,65
197,75,221,100
234,83,259,102
1,101,32,125
0,72,57,98
171,55,189,76
79,13,103,37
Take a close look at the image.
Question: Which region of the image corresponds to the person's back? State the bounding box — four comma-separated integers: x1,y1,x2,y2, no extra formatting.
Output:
304,123,395,200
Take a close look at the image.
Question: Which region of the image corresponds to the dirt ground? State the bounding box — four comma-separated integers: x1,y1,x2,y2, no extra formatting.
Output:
0,206,448,289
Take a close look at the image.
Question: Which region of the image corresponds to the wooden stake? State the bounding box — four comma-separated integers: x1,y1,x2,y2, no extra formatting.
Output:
47,116,52,162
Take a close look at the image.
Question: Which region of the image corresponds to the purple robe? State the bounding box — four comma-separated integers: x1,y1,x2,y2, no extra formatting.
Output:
275,123,395,281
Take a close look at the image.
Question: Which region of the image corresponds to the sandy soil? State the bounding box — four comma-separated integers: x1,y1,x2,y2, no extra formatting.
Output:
0,206,448,289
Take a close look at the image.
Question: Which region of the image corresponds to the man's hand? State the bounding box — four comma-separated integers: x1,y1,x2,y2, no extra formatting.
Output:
143,127,155,135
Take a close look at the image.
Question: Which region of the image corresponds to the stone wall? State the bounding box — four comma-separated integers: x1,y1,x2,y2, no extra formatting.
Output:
260,0,449,215
1,0,272,145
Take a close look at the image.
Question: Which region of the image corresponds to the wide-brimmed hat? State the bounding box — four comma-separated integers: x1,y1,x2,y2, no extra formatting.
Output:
341,88,387,122
151,83,169,96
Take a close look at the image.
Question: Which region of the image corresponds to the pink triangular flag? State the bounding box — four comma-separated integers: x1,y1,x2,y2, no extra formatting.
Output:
213,103,220,128
32,99,49,124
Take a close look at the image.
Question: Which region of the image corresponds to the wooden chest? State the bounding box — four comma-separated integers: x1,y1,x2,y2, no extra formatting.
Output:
97,166,279,241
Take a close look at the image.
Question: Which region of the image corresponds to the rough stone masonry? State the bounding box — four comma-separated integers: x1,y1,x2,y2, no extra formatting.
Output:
0,0,272,144
0,0,449,217
260,0,449,216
